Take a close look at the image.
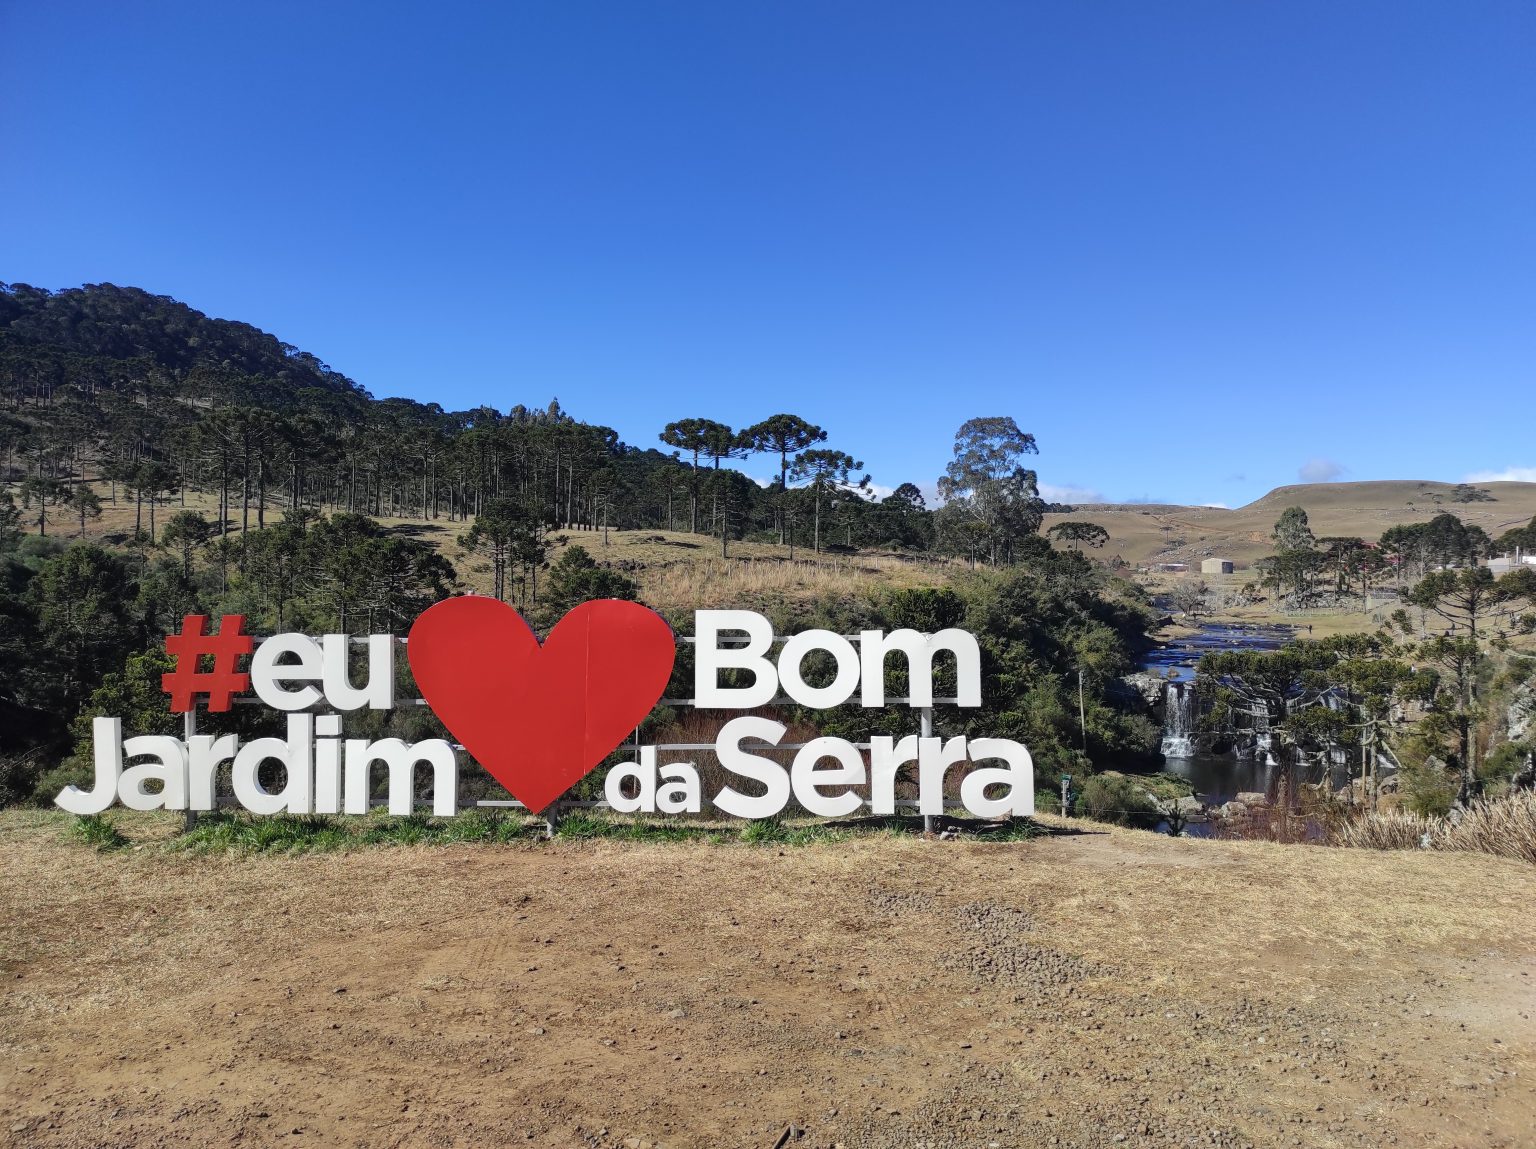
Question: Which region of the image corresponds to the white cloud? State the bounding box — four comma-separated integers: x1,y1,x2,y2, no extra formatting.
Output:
1197,502,1230,509
1298,458,1347,483
1464,466,1536,483
1039,482,1106,505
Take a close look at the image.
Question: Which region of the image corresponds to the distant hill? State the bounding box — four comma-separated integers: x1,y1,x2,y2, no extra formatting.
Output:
0,282,367,403
1042,480,1536,568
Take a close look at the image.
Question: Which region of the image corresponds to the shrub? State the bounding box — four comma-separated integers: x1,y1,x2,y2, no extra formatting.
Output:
1397,752,1458,817
1076,774,1161,829
1480,742,1531,789
30,759,94,807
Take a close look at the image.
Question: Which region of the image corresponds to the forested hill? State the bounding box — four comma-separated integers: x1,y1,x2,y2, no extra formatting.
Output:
0,282,367,406
0,280,958,554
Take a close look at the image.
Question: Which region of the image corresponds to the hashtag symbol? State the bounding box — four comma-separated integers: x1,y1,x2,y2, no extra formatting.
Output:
162,614,253,713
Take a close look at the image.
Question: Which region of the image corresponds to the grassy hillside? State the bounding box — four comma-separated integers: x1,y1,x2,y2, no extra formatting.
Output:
1043,479,1536,570
25,479,957,620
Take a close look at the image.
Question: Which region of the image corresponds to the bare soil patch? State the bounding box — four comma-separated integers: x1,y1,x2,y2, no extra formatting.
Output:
2,815,1534,1148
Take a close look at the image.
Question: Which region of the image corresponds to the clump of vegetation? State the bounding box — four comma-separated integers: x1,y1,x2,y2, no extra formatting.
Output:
1336,792,1536,865
1439,791,1536,865
1449,484,1496,504
1335,810,1433,851
68,813,127,851
174,809,538,853
1075,774,1161,829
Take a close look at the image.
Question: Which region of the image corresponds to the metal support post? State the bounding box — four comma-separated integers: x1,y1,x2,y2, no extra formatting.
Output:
920,705,934,836
183,709,199,833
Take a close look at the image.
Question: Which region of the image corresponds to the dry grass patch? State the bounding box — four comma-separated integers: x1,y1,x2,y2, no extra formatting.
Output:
4,812,1536,1147
1337,791,1536,865
636,552,953,613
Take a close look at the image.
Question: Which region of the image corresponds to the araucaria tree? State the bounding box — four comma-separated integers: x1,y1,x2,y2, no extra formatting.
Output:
935,417,1044,565
1260,506,1323,606
741,414,827,546
700,422,752,557
1395,566,1536,796
658,418,720,534
788,448,868,554
1047,521,1110,552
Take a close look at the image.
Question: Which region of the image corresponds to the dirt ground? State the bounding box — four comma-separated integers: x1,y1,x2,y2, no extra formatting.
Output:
2,815,1534,1149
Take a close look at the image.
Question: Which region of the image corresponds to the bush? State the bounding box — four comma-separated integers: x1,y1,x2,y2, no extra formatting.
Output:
1076,774,1161,829
30,759,94,806
544,546,639,613
883,586,967,632
1480,742,1531,789
1398,754,1458,817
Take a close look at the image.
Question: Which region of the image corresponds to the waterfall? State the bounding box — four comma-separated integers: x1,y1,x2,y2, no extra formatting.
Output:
1161,681,1196,758
1251,703,1275,765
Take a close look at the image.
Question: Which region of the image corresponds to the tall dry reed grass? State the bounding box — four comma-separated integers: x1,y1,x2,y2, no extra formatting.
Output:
1335,790,1536,864
1335,810,1434,851
1438,790,1536,865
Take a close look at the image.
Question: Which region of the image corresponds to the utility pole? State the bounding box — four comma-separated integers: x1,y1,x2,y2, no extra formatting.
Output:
1078,667,1088,754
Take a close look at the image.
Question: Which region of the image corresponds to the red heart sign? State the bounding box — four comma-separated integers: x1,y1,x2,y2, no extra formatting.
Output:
407,597,675,814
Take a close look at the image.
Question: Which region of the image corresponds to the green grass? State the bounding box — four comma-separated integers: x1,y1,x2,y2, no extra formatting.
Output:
173,808,542,854
57,807,1045,853
68,813,128,851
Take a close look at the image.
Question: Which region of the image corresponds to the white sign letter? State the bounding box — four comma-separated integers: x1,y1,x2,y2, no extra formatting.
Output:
56,717,123,815
778,630,861,709
251,634,323,710
859,628,982,708
605,747,658,814
960,738,1034,817
791,737,866,818
712,716,790,819
694,611,777,708
322,634,395,711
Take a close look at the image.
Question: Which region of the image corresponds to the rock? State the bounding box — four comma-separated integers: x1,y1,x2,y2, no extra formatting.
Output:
1235,791,1268,807
1218,801,1248,818
1121,672,1166,709
1509,683,1534,743
1175,795,1203,815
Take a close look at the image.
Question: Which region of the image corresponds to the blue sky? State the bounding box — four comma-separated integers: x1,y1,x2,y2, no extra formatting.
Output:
3,2,1532,507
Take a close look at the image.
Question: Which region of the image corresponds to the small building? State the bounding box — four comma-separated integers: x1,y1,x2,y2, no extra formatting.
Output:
1488,552,1535,574
1159,562,1189,573
1201,558,1235,575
